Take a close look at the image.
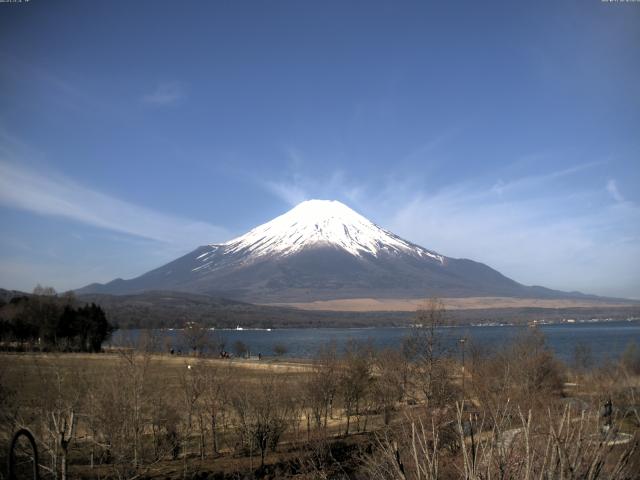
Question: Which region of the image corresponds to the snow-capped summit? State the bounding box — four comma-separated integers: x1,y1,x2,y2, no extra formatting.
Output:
219,199,444,261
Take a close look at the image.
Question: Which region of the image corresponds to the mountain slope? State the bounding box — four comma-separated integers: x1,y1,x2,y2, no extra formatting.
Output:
78,200,598,302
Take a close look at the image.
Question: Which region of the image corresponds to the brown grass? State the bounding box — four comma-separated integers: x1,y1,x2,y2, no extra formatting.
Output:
0,351,312,392
265,296,635,312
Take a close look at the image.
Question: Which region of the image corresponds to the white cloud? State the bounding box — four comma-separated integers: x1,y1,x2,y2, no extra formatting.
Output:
606,179,624,203
142,82,186,106
0,160,229,248
387,176,640,298
261,169,365,208
262,180,308,206
257,147,369,208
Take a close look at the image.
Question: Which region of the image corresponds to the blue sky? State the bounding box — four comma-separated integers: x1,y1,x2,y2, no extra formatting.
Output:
0,0,639,298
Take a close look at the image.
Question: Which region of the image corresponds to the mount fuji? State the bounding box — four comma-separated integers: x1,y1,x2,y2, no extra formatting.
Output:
78,200,593,303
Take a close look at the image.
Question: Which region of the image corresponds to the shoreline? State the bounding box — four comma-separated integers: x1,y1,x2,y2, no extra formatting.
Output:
113,316,640,331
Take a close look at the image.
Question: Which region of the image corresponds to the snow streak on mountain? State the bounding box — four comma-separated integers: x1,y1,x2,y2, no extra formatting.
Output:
197,200,443,267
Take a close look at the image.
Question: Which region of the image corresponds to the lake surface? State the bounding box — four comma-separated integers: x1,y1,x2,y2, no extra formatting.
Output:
110,320,640,363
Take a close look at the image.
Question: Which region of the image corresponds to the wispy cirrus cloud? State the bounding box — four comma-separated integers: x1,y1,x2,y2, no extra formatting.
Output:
257,147,366,208
142,82,186,106
490,161,603,197
606,179,625,203
260,170,366,208
0,159,229,249
387,168,640,298
262,179,308,206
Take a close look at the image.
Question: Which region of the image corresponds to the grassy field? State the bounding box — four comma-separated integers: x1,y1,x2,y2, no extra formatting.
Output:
0,351,311,390
0,351,382,479
2,335,639,479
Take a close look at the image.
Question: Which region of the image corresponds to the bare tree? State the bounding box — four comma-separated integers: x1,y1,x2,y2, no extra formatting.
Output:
573,342,594,373
178,361,205,466
365,400,638,480
117,337,153,470
91,366,133,477
273,343,288,357
201,361,231,455
0,360,20,448
363,419,441,480
305,342,339,436
510,329,564,404
34,356,85,480
32,284,56,296
182,322,211,356
467,329,564,433
621,340,640,374
211,331,227,356
146,387,181,462
231,374,294,468
339,340,373,435
233,340,248,358
404,298,456,408
373,348,409,425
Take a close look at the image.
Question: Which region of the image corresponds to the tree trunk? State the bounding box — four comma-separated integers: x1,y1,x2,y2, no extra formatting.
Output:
152,425,158,460
198,414,205,460
345,412,350,436
211,413,218,454
60,450,67,480
52,410,75,480
51,447,58,480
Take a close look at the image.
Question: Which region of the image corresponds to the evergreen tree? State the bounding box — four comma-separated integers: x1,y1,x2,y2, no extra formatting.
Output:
0,290,115,352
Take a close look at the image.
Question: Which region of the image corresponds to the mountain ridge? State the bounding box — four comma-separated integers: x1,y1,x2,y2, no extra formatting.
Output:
77,200,613,303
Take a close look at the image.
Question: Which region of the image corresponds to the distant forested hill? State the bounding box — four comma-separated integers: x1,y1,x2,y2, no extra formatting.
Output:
2,289,638,329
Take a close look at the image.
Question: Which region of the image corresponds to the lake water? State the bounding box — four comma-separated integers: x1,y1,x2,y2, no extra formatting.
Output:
110,320,640,363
